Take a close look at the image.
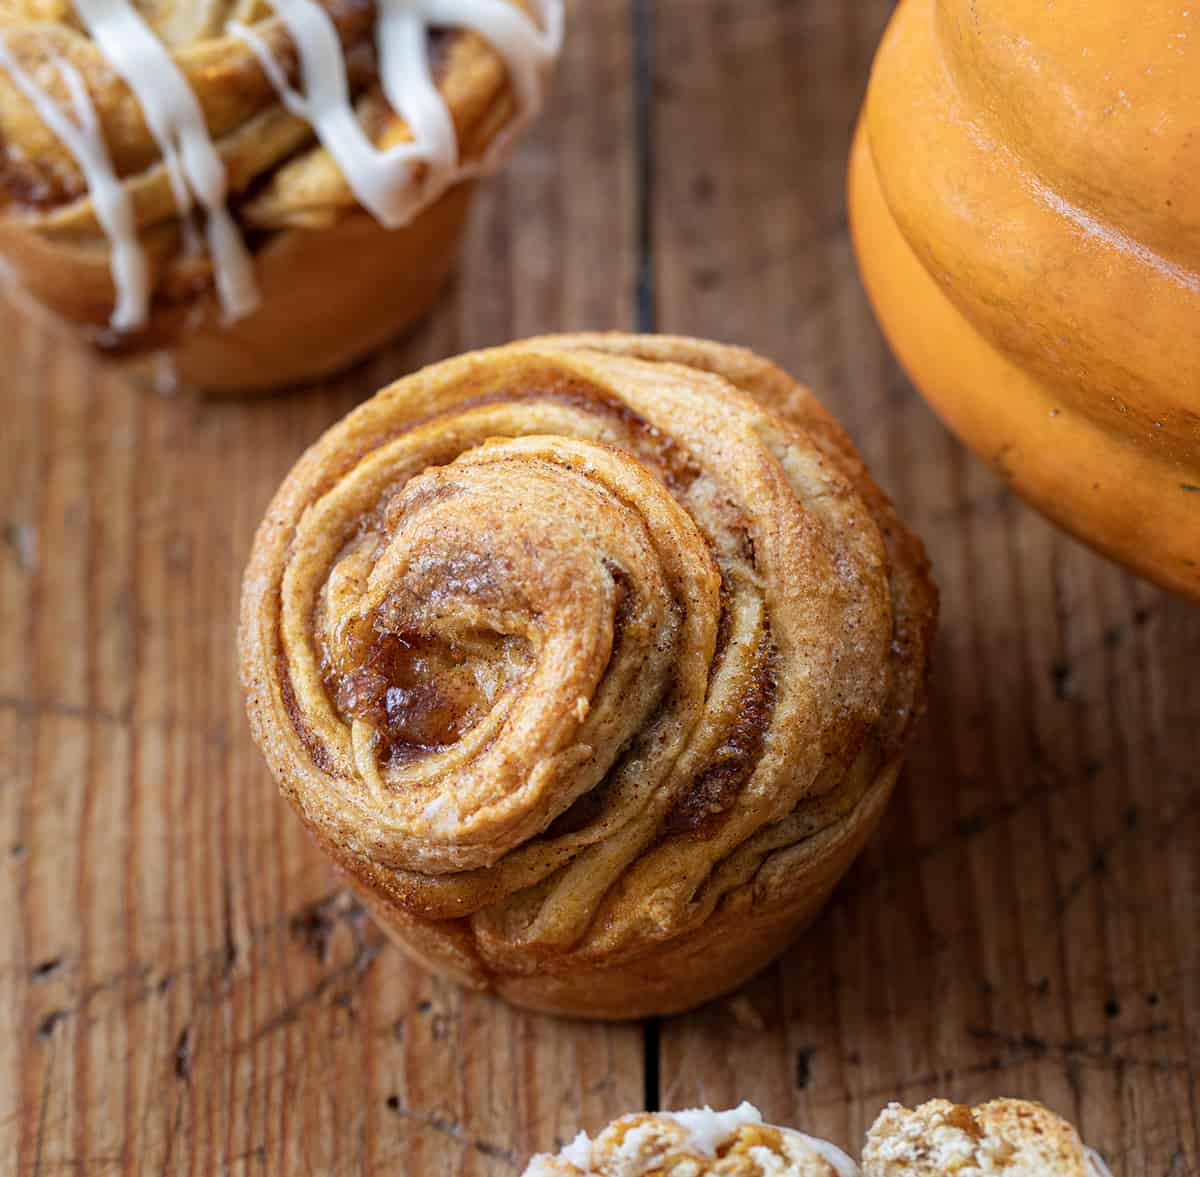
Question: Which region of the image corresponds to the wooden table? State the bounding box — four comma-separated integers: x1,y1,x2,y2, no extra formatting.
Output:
3,2,1197,1173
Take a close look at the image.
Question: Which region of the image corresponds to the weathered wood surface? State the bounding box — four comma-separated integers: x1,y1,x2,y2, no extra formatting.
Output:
649,4,1200,1175
1,1,1197,1174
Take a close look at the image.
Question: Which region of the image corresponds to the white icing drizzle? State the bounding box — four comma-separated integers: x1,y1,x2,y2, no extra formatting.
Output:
1085,1145,1115,1177
71,0,259,322
522,1104,862,1177
0,35,149,329
664,1102,765,1156
796,1133,861,1177
232,0,563,227
230,0,434,227
375,0,457,173
418,0,563,176
2,0,561,332
557,1129,594,1168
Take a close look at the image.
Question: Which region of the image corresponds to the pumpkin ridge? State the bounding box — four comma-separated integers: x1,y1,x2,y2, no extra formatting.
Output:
852,0,1200,599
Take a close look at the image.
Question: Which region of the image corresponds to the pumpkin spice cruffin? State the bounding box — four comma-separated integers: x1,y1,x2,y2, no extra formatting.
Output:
239,334,937,1019
521,1103,860,1177
520,1098,1115,1177
0,0,561,393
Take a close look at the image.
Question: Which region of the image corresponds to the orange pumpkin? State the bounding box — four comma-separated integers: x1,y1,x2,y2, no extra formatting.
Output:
850,0,1200,600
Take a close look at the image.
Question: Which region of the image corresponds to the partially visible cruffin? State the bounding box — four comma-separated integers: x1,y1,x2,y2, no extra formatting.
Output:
0,0,547,391
521,1098,1116,1177
863,1099,1112,1177
239,333,938,1017
522,1103,860,1177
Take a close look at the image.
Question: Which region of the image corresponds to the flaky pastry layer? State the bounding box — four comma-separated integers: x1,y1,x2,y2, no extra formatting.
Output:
520,1097,1115,1177
864,1099,1113,1177
524,1103,860,1177
0,0,537,369
239,334,938,1016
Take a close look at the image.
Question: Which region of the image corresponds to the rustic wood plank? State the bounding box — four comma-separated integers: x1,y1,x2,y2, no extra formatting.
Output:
650,3,1200,1175
5,0,1198,1173
0,2,642,1173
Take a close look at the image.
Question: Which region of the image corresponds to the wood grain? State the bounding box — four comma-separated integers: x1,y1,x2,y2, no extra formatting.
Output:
2,1,1197,1175
649,4,1200,1176
0,3,641,1173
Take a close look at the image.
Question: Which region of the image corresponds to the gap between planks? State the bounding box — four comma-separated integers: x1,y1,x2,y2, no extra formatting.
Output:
632,0,662,1116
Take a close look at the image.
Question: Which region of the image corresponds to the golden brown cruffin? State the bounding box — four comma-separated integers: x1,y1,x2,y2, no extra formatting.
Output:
522,1103,861,1177
863,1100,1113,1177
521,1097,1115,1177
239,333,938,1018
0,0,550,393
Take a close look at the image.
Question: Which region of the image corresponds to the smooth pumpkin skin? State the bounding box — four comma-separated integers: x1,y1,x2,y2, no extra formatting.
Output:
850,0,1200,599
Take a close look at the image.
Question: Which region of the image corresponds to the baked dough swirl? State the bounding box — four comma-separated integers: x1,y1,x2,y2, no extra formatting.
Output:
240,335,938,1017
0,0,559,392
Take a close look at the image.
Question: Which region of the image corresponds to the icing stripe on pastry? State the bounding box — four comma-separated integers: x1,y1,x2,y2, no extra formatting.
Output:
230,0,435,227
522,1103,862,1176
0,36,149,330
232,0,563,226
797,1135,861,1177
71,0,260,323
396,0,563,175
374,0,458,175
1,0,559,331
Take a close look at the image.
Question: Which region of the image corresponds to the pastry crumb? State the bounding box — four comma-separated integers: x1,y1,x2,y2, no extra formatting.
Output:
523,1104,858,1177
863,1099,1097,1177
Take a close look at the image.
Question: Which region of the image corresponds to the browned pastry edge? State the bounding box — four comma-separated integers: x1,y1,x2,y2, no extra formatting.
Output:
359,761,901,1018
240,334,938,1017
524,1103,856,1176
863,1098,1106,1177
1,177,477,394
520,1096,1109,1176
0,3,534,388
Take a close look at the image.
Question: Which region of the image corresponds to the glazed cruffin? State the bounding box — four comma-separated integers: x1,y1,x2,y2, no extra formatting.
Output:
522,1099,1114,1177
239,334,937,1018
522,1103,860,1177
0,0,560,392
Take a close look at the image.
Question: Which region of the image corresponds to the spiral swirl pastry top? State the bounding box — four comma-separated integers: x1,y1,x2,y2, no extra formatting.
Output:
240,335,937,1017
